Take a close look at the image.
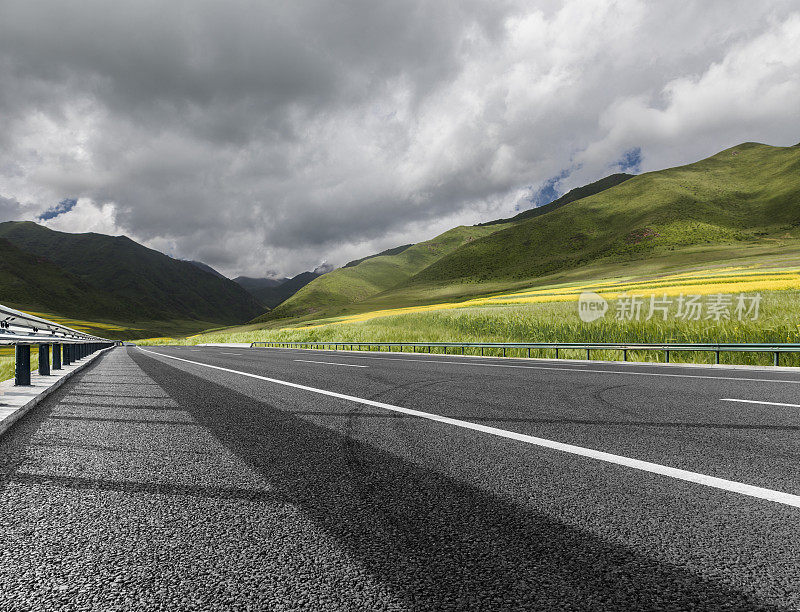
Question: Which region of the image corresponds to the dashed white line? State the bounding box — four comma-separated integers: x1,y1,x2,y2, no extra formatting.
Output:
295,359,368,368
257,351,800,384
140,348,800,508
721,398,800,408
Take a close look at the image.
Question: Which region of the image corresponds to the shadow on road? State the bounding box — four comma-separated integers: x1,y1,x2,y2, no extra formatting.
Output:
128,350,786,611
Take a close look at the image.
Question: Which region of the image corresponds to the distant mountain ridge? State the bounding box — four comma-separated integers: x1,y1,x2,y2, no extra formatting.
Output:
234,276,286,292
0,222,264,324
237,271,321,308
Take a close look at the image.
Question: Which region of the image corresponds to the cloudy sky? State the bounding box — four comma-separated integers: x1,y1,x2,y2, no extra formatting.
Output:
1,1,799,278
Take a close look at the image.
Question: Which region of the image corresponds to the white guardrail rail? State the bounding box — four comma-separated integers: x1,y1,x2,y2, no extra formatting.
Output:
1,303,115,386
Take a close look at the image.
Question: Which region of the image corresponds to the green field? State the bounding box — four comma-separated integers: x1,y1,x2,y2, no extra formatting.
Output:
139,261,800,367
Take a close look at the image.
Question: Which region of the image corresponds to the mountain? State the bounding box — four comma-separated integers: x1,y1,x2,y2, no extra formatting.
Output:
409,142,800,285
261,224,512,321
477,173,634,226
234,276,287,292
250,271,320,308
0,222,264,324
186,260,227,279
260,171,634,322
262,141,800,323
0,238,134,320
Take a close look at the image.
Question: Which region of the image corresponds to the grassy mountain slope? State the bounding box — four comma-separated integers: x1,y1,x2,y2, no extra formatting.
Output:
409,142,800,286
343,244,414,268
478,172,634,226
262,224,512,321
0,222,264,324
0,238,134,320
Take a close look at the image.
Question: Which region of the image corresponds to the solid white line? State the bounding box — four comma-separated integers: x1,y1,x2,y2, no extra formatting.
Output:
721,398,800,408
140,348,800,508
220,352,242,355
294,359,368,368
261,352,800,384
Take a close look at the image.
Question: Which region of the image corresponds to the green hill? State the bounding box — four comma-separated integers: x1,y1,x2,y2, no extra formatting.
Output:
0,222,264,324
262,224,514,321
408,142,800,286
0,238,135,320
343,243,414,268
261,171,636,322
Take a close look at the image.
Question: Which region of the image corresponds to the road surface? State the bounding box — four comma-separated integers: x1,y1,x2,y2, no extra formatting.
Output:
1,345,798,611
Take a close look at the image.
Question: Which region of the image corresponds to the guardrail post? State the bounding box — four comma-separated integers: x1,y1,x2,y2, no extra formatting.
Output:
503,347,506,358
715,350,720,365
52,343,61,370
527,347,531,358
38,344,50,376
14,344,31,386
665,350,670,363
555,347,559,359
64,344,71,366
586,348,590,360
623,349,627,361
774,352,779,367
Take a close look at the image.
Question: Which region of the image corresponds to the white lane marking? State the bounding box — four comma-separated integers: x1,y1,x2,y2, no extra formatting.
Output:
260,347,588,368
251,350,800,384
721,398,800,408
140,348,800,508
294,359,368,368
220,352,242,355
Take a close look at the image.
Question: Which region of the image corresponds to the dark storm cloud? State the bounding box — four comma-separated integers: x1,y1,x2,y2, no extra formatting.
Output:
1,1,799,276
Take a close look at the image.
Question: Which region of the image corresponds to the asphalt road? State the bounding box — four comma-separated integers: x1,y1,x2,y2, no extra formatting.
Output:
1,345,799,611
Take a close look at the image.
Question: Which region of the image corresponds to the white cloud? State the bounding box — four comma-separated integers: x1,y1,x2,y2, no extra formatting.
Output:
41,198,121,236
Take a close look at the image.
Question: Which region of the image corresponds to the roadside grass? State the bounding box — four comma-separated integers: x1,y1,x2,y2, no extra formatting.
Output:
0,346,39,383
138,271,800,367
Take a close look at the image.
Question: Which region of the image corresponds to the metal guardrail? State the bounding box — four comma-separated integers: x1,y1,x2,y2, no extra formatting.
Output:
1,304,114,386
251,341,800,367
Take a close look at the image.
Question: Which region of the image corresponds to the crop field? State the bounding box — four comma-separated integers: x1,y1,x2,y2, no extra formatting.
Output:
140,266,800,367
